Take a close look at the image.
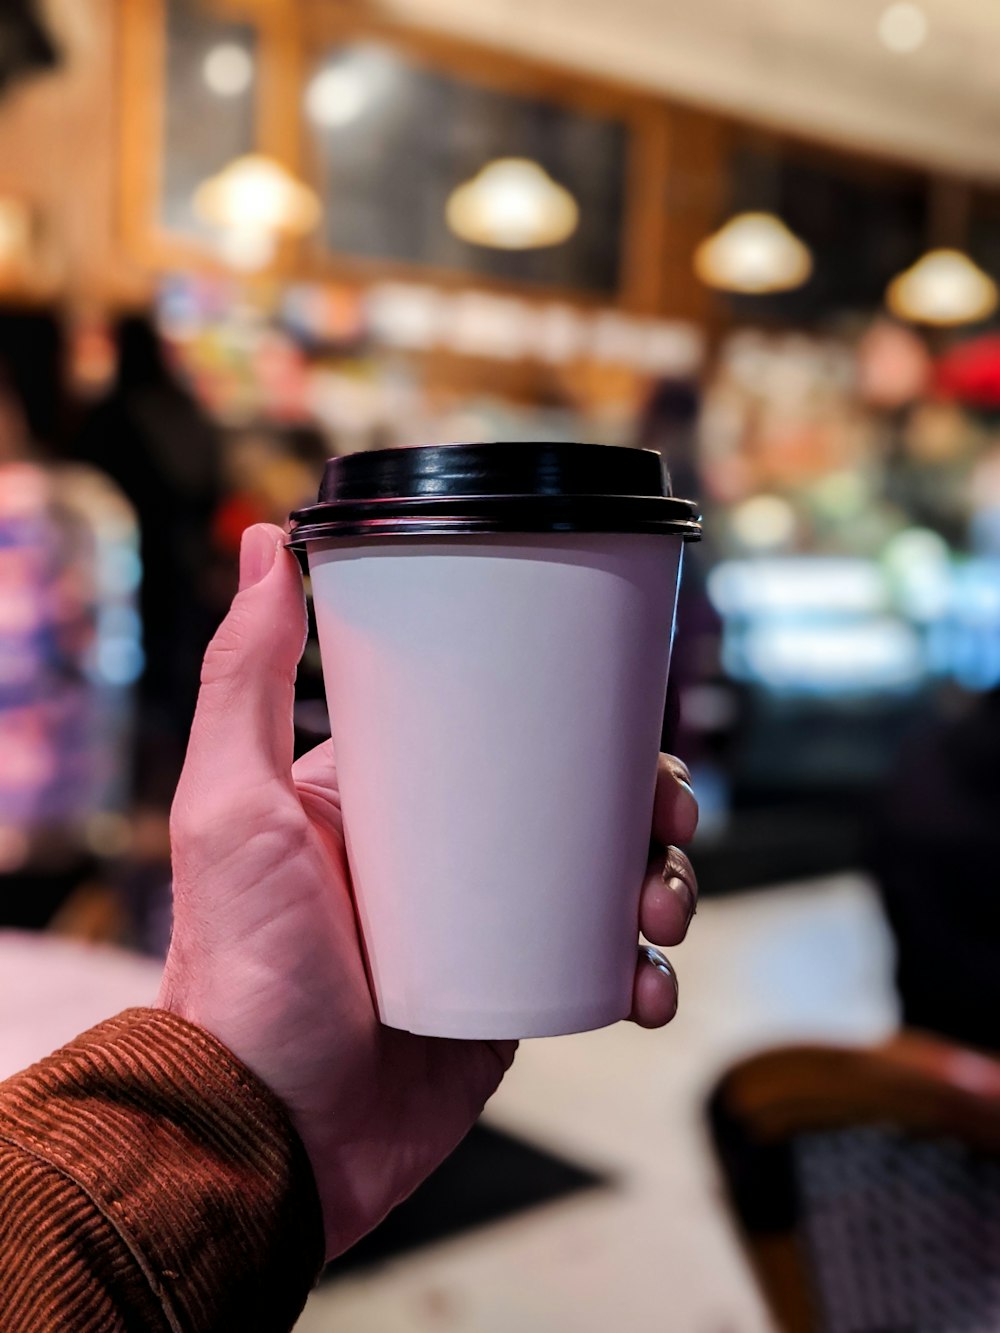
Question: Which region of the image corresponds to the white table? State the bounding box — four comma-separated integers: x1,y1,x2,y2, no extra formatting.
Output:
0,931,162,1079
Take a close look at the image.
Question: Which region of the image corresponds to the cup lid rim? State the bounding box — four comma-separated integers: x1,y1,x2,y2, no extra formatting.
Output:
288,442,703,545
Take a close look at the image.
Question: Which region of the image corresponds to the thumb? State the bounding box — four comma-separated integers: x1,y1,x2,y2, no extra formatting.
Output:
180,524,307,800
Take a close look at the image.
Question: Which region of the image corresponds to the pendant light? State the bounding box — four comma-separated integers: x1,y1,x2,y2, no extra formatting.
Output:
887,249,997,326
694,140,812,295
885,179,997,327
445,158,578,250
193,154,321,271
694,211,812,294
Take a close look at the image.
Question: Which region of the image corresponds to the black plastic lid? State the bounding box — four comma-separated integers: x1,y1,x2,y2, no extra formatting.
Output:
287,442,702,545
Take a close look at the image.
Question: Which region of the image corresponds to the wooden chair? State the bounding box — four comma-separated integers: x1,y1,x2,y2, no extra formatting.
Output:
707,1034,1000,1333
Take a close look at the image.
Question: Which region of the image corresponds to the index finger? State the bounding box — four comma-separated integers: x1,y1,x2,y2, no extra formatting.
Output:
651,753,698,847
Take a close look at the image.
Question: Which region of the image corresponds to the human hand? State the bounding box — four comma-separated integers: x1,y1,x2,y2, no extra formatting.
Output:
157,523,699,1260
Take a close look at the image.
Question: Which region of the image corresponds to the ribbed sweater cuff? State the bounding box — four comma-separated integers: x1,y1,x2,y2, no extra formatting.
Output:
0,1008,324,1332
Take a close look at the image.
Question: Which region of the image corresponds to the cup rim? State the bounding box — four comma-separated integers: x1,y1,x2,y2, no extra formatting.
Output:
287,492,702,547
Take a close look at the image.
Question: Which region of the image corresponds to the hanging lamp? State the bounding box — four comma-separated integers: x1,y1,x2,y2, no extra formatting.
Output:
885,179,997,326
694,211,812,295
887,248,997,326
193,154,321,271
445,158,578,250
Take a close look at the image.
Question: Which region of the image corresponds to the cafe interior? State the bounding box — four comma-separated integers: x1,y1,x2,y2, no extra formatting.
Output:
2,0,1000,1327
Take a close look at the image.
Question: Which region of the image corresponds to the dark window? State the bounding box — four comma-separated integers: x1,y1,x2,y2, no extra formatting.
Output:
306,43,627,295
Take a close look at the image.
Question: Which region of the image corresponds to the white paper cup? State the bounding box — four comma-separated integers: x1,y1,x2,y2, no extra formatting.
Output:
291,444,701,1039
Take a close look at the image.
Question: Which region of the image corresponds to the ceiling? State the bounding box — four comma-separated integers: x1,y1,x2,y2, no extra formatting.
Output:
379,0,1000,182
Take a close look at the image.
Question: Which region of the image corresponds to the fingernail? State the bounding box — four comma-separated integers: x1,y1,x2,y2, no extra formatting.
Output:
670,757,693,786
642,945,676,986
665,874,697,925
239,525,279,592
677,778,698,837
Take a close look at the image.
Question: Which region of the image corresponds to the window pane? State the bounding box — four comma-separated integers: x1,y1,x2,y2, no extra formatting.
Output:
161,0,257,242
306,43,627,295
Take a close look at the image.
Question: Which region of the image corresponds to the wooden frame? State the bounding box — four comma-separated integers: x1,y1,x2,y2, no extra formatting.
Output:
118,0,304,274
295,4,672,312
708,1033,1000,1333
117,0,685,311
115,2,1000,324
117,0,169,270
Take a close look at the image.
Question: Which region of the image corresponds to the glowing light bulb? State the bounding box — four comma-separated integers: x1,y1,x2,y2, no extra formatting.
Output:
306,66,367,127
886,248,998,326
694,212,812,294
203,43,254,97
193,155,320,236
216,228,277,272
879,4,928,54
446,158,578,250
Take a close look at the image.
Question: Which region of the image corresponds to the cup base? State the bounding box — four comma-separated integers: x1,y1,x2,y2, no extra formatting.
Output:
376,995,631,1041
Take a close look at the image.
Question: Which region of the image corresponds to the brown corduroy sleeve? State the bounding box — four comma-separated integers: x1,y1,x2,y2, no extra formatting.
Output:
0,1008,324,1332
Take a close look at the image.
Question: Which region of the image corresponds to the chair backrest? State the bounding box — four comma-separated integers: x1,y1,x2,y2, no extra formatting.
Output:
708,1034,1000,1333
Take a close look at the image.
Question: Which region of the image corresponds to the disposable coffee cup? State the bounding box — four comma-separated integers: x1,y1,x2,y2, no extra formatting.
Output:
288,442,701,1039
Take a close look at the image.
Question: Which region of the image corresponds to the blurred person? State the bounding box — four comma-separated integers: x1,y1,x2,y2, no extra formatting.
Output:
71,316,222,959
0,526,699,1328
74,315,224,806
869,687,1000,1053
0,338,137,932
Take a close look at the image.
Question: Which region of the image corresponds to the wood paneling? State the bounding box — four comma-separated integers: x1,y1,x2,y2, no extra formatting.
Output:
119,0,262,275
659,104,731,327
0,0,148,306
0,0,964,324
297,5,672,311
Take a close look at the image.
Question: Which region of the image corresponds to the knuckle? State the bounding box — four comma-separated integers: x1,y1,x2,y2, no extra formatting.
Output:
171,781,301,865
663,845,694,879
199,601,259,688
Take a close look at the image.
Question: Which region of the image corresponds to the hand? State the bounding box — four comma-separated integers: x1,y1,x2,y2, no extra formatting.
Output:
157,523,699,1260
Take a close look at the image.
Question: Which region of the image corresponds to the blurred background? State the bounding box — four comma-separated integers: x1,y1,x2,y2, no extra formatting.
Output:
2,1,1000,1328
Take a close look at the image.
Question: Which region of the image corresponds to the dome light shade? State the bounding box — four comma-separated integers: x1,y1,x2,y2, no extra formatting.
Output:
694,212,812,294
216,228,277,272
193,155,320,237
886,248,998,326
446,158,578,250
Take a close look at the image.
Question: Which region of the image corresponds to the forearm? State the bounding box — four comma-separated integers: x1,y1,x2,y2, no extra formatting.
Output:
0,1009,324,1332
